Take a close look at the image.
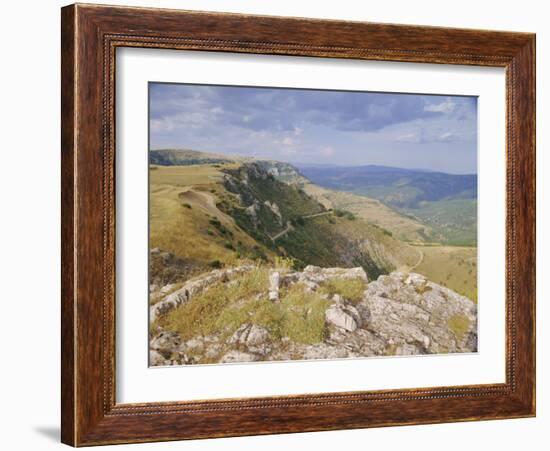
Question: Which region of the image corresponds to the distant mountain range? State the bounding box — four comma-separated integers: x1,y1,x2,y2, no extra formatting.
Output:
296,164,477,209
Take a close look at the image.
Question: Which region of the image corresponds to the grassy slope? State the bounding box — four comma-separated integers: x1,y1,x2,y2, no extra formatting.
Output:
220,164,419,280
401,199,477,246
302,182,435,243
149,164,275,273
411,245,477,302
150,155,477,303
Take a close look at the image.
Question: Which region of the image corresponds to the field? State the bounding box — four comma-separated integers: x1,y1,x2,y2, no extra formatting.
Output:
401,199,477,246
410,244,477,302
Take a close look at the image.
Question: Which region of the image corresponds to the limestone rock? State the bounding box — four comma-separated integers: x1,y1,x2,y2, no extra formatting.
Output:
228,324,270,347
301,343,355,360
160,283,177,294
264,200,283,225
150,265,255,321
150,331,181,353
325,304,362,332
268,271,280,302
220,350,259,363
301,265,368,283
149,350,166,366
362,272,477,354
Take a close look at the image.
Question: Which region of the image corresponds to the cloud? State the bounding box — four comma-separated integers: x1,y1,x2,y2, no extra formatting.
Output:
438,131,456,142
150,84,476,139
393,132,421,143
424,98,456,113
148,83,477,172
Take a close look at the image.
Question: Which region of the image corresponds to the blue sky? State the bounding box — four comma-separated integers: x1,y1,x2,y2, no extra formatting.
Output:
149,83,477,174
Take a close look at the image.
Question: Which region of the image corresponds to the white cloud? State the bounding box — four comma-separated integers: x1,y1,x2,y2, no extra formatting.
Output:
424,98,456,113
393,132,420,143
438,132,455,142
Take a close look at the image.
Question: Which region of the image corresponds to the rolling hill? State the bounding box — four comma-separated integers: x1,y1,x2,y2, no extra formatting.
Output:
297,163,477,246
148,149,477,299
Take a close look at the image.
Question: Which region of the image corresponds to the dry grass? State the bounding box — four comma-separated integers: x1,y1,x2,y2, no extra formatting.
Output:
318,278,367,304
160,267,269,340
160,267,330,346
411,245,477,302
302,182,432,242
149,164,274,268
447,313,471,342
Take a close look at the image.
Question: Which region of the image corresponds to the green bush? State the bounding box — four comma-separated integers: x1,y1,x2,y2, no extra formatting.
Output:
209,260,223,269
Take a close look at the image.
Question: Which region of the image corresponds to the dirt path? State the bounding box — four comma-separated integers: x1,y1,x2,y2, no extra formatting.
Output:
269,222,293,241
178,188,233,223
409,248,424,271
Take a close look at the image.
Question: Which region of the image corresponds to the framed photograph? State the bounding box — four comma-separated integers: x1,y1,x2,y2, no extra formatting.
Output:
61,4,536,446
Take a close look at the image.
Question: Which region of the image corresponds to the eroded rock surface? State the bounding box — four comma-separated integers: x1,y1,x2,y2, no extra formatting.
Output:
149,266,477,366
150,264,255,322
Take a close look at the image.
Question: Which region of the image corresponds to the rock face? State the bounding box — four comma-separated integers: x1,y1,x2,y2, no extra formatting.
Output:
363,272,477,354
149,265,477,365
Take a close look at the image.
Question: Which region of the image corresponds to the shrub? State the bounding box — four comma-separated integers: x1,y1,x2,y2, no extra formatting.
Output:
273,256,296,270
209,218,222,227
333,209,355,220
209,260,223,269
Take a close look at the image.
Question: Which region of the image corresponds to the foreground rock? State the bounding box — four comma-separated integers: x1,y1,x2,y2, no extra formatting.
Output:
363,272,477,354
149,266,477,366
325,302,362,332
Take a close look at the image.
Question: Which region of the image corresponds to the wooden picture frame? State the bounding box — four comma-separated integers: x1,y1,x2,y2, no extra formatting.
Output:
61,3,535,446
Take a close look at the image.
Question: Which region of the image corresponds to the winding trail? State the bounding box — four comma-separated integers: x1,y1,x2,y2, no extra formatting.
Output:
269,222,293,242
409,248,425,271
269,210,330,242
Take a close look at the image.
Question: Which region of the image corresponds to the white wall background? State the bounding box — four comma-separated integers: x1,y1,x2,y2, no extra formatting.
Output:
0,1,545,449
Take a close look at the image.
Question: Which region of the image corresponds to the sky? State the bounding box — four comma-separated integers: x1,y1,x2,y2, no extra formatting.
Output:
149,83,478,174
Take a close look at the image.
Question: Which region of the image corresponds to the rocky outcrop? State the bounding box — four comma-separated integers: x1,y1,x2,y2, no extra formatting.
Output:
149,265,477,366
263,200,283,225
277,265,368,293
150,265,255,322
362,272,477,354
